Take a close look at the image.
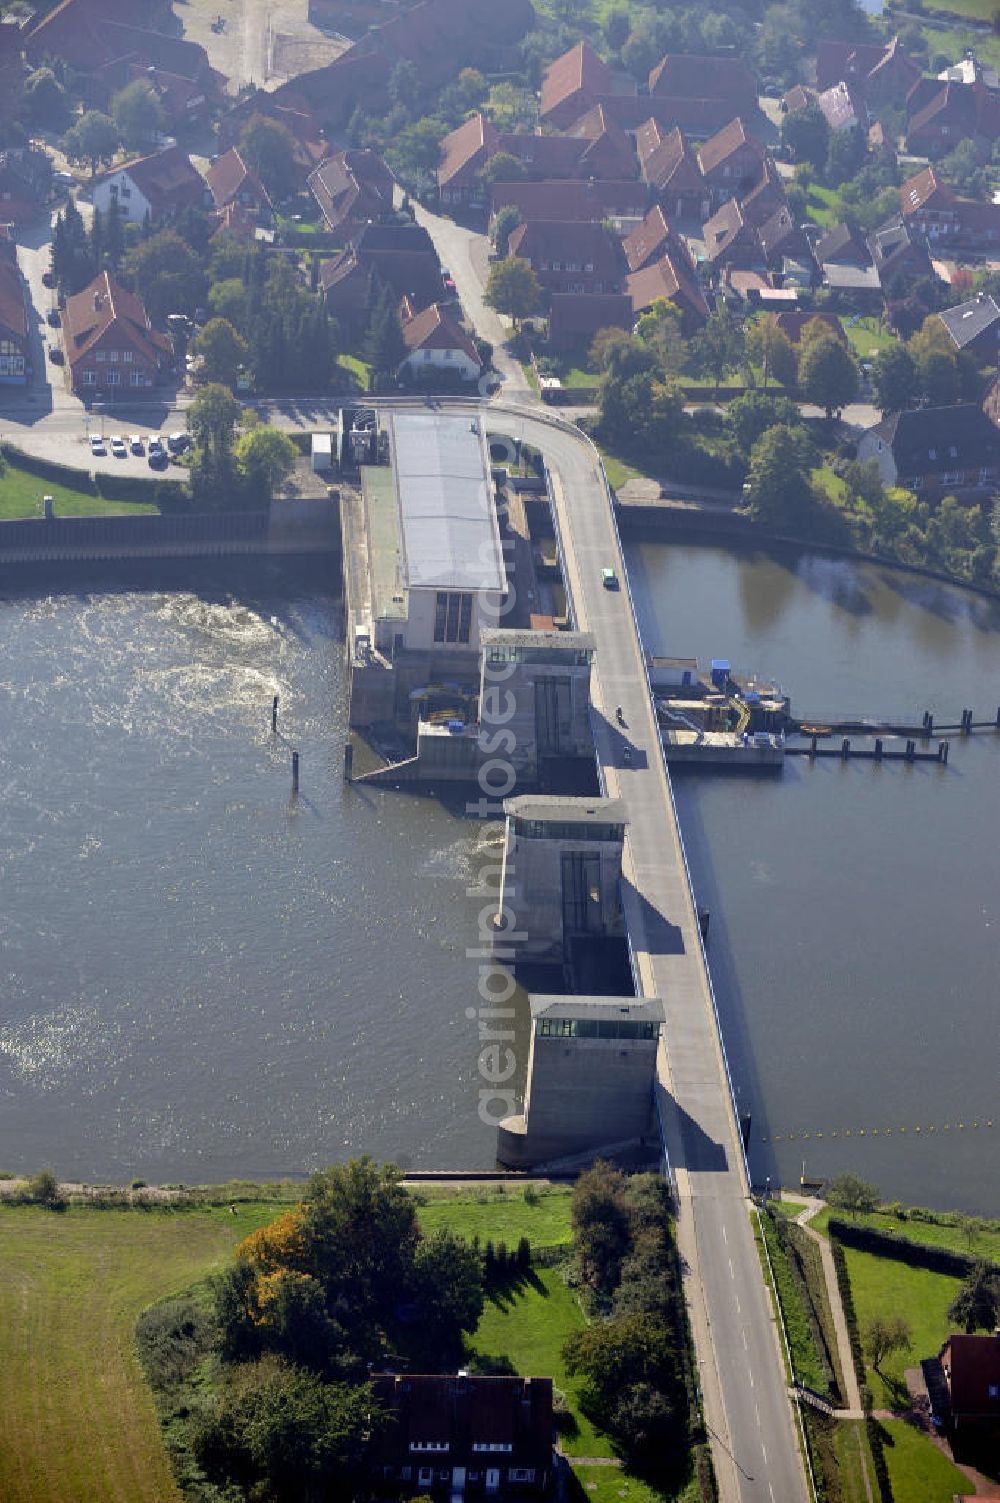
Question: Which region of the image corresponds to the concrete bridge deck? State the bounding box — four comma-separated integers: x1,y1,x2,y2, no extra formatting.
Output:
491,406,809,1503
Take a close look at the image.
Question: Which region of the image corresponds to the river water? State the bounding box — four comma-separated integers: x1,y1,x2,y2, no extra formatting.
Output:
0,562,510,1184
629,541,1000,1215
1,549,997,1209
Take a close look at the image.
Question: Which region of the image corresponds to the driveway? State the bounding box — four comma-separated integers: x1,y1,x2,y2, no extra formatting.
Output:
409,200,532,399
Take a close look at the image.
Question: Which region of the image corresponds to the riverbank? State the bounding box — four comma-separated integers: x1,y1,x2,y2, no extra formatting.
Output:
615,488,1000,608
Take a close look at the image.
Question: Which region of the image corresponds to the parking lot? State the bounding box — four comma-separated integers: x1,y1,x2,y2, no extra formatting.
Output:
86,429,191,471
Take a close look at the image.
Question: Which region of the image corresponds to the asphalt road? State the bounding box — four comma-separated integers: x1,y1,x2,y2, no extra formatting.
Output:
488,403,810,1503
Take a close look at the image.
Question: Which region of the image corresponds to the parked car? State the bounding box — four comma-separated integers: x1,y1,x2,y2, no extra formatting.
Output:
148,448,168,471
109,435,127,458
46,308,60,327
47,344,63,364
166,431,191,454
129,434,145,455
89,434,106,456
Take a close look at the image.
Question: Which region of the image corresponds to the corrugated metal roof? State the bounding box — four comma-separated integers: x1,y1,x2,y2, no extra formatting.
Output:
390,412,506,593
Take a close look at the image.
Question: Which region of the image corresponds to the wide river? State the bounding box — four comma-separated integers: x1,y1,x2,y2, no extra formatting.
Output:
0,547,997,1210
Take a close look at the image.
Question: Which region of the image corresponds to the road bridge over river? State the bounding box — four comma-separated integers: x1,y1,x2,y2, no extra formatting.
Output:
487,404,809,1503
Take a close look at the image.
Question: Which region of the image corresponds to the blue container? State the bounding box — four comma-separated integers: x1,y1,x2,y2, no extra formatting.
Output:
710,658,731,687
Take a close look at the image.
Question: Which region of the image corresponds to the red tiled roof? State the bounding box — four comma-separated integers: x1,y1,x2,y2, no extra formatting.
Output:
548,291,631,347
815,37,916,93
943,1334,1000,1420
0,240,27,342
400,300,480,364
626,251,709,326
98,145,205,217
696,118,763,178
702,198,750,262
623,203,678,272
648,52,758,108
900,166,953,216
437,113,500,187
491,178,648,222
507,219,624,281
308,148,394,233
370,1374,553,1470
636,120,703,195
205,148,271,212
61,270,170,370
541,41,612,121
739,161,788,228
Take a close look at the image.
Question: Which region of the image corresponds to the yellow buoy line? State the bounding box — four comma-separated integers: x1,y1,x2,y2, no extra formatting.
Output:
762,1119,994,1144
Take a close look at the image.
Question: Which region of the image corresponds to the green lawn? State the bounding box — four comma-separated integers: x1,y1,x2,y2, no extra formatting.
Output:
773,1198,809,1219
810,1205,1000,1264
599,449,645,491
807,184,840,228
878,1418,974,1503
832,1419,879,1503
919,0,997,18
337,352,371,390
415,1184,573,1249
843,316,896,360
841,1248,961,1407
0,1202,285,1503
469,1266,613,1458
569,1466,684,1503
913,21,1000,77
0,460,159,519
813,465,850,506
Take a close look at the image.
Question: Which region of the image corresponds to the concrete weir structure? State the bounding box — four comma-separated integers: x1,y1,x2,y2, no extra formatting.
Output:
497,996,662,1168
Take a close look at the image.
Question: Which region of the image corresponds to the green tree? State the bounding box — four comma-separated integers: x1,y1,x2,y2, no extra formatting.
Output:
691,304,746,395
492,204,521,258
192,1354,376,1502
484,256,542,328
744,424,818,527
918,347,959,405
238,116,296,201
938,138,987,199
746,318,798,388
208,276,250,327
636,297,689,376
863,1315,911,1376
871,343,918,414
388,58,421,115
24,67,69,129
781,99,830,171
188,382,241,501
798,334,859,417
192,317,251,388
826,1173,880,1218
948,1262,1000,1334
62,111,120,176
564,1316,684,1465
125,229,206,323
363,280,406,378
825,125,866,187
234,424,297,502
111,80,165,151
409,1229,485,1355
605,6,631,50
571,1160,633,1295
480,152,525,187
27,1168,64,1207
726,391,802,457
51,197,96,295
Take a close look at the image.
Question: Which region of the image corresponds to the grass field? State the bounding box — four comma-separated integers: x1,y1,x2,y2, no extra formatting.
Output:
415,1184,573,1248
0,1203,283,1503
0,460,159,520
810,1205,1000,1263
806,184,840,228
919,0,997,19
832,1419,879,1503
878,1418,974,1503
841,1247,960,1406
843,316,896,360
469,1265,613,1458
599,449,645,490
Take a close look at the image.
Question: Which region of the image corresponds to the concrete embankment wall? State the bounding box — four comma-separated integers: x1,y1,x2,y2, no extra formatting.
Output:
0,497,340,564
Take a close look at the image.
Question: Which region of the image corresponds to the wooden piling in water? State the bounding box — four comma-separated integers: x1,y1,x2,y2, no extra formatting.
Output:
271,694,279,733
875,738,883,761
292,750,299,792
344,743,353,781
939,740,949,764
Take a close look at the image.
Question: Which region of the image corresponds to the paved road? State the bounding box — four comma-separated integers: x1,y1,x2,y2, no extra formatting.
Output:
489,403,810,1503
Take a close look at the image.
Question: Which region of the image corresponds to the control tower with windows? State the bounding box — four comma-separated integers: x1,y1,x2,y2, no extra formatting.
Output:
494,795,626,965
497,996,663,1168
479,628,595,783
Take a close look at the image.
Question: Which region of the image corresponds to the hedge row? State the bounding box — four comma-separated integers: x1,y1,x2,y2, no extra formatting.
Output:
827,1217,1000,1280
865,1416,895,1503
2,444,189,507
3,444,97,490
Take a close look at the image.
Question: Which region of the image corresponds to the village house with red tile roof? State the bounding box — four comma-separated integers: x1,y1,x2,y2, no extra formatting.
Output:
0,235,29,386
507,220,625,296
636,121,708,220
490,178,649,227
900,165,1000,251
61,271,172,396
696,119,767,209
547,291,632,351
205,149,274,229
398,296,481,382
648,53,758,127
308,149,395,239
625,248,709,332
91,146,207,226
540,40,617,128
